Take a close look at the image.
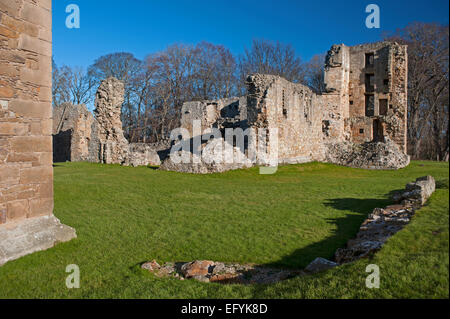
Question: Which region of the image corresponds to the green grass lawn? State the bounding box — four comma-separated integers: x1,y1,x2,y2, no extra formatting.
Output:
0,161,448,298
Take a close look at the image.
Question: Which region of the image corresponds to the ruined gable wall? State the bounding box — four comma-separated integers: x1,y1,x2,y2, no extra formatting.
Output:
0,0,53,224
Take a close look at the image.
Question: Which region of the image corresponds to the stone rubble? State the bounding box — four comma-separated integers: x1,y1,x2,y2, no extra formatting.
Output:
325,138,410,170
141,260,300,285
304,257,339,274
159,138,253,174
127,143,161,167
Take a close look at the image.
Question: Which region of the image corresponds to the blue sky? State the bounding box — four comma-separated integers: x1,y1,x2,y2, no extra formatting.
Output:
52,0,449,68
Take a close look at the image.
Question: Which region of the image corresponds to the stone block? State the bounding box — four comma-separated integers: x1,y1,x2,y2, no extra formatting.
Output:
0,25,19,38
9,99,51,119
11,136,52,152
6,152,39,163
0,164,20,184
20,2,51,29
0,62,19,77
0,215,77,266
38,182,52,198
28,197,53,218
0,122,28,135
0,0,22,16
18,34,51,57
0,49,26,64
19,166,53,184
20,65,51,87
6,199,29,221
38,86,51,102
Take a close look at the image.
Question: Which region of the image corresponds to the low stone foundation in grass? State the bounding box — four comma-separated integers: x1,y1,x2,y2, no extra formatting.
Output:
141,176,436,284
141,259,301,284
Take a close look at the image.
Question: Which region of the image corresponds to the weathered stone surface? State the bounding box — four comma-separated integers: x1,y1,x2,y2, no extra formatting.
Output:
0,215,77,266
94,77,129,165
127,143,161,167
304,257,338,274
325,138,410,170
141,259,160,271
53,103,101,163
181,260,215,278
142,260,300,284
393,175,436,206
160,138,253,174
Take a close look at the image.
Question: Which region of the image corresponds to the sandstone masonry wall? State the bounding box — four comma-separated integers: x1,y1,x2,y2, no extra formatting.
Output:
0,0,53,225
0,0,76,266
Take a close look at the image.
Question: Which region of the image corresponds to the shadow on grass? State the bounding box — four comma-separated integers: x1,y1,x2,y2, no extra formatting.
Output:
135,197,393,288
436,179,449,189
247,196,392,295
263,197,392,270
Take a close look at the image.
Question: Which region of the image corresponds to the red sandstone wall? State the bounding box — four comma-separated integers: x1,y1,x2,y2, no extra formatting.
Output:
0,0,53,224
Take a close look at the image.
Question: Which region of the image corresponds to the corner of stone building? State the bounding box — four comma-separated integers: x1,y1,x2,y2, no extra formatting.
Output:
0,0,76,266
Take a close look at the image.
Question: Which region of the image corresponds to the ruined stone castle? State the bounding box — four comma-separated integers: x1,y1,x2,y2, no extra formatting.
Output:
162,41,410,172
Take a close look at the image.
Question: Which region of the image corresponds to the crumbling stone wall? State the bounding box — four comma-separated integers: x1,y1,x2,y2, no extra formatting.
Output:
52,103,100,162
181,96,247,133
0,0,75,266
344,42,408,152
94,77,129,164
52,77,161,167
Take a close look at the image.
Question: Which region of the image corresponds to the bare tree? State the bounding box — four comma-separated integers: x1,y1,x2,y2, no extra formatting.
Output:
238,39,306,93
59,66,95,106
303,53,326,94
52,58,70,107
191,42,238,100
